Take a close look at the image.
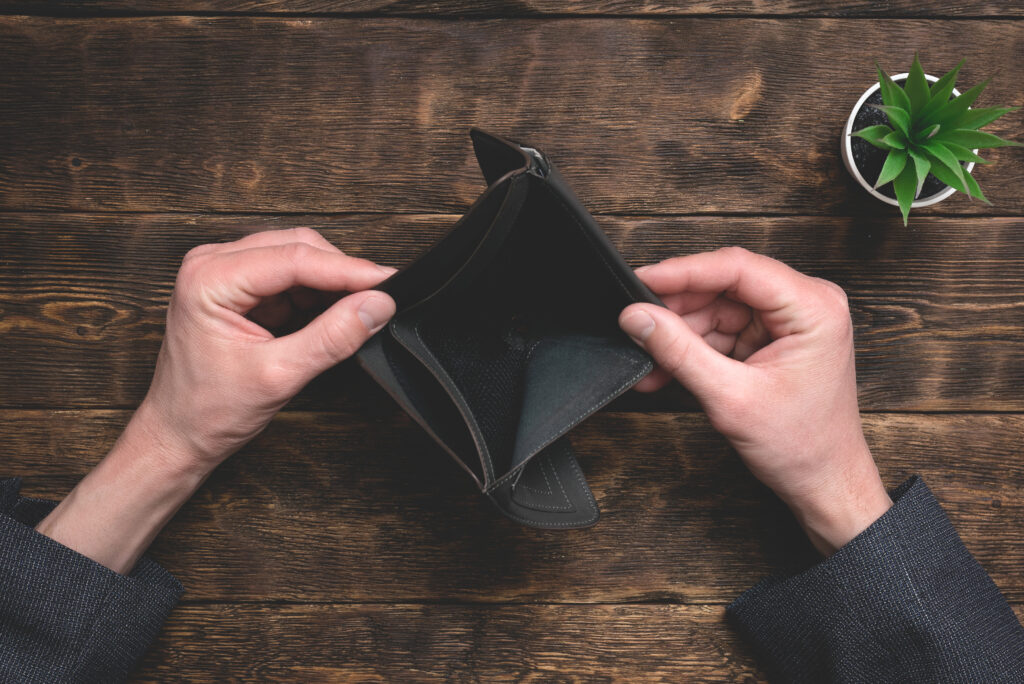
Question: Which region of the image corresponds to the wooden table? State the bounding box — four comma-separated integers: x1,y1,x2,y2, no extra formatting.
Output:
2,2,1022,681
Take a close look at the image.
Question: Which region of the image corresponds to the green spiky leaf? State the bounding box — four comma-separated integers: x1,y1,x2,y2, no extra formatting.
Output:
921,149,968,194
877,65,912,113
907,148,931,198
947,106,1019,131
919,59,964,121
881,131,907,149
875,149,908,188
905,53,931,113
926,78,990,127
892,163,918,226
962,168,991,204
877,64,899,109
913,123,940,144
934,129,1022,149
869,104,911,136
943,141,988,164
922,141,968,188
851,124,897,149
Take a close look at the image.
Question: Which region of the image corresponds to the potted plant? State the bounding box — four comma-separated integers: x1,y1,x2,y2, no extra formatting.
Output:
841,55,1019,224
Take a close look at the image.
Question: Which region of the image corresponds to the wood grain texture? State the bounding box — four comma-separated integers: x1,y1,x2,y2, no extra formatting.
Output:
2,213,1022,411
3,0,1023,17
130,603,1024,682
6,410,1022,603
131,604,767,683
1,17,1022,215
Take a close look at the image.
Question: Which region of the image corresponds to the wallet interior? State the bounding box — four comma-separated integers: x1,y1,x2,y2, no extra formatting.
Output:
375,173,651,489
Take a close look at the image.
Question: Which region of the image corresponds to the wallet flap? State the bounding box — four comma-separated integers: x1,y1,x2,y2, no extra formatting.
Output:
486,438,599,529
508,333,651,473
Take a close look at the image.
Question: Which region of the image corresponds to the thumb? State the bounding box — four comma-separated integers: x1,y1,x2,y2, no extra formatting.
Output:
619,303,748,402
272,290,396,383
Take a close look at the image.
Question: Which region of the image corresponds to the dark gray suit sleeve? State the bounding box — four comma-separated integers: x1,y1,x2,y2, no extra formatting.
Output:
727,476,1024,683
0,477,182,683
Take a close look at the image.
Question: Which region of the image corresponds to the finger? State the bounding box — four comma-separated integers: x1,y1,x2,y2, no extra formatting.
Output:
732,314,772,361
620,303,749,402
660,291,719,315
634,367,673,393
189,227,344,258
703,330,738,356
636,247,813,322
679,297,752,337
271,290,396,384
209,243,396,313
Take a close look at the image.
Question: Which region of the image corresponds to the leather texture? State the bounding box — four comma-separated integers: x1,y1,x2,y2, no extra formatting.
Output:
356,129,661,528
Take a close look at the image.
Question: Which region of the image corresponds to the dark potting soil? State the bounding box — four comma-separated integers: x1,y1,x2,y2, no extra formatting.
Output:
849,77,963,201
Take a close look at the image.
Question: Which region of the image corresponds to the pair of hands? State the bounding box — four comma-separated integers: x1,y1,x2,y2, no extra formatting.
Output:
37,229,889,572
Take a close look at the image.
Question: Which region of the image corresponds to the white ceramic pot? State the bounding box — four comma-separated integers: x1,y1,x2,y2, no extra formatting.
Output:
841,72,975,208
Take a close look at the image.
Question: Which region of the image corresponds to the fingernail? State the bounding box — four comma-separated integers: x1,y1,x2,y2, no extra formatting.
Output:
635,264,652,275
358,295,394,331
621,310,656,341
377,264,398,275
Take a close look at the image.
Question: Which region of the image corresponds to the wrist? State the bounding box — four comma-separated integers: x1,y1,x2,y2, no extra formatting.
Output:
783,456,893,556
128,398,214,480
35,406,210,574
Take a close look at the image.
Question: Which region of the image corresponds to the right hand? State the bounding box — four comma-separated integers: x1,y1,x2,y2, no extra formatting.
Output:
618,247,892,555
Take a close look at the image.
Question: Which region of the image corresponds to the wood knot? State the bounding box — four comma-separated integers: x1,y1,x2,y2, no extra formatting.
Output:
730,70,763,121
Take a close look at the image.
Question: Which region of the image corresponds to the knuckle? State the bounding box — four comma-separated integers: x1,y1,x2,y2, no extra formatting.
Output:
280,240,314,265
291,226,322,242
183,244,211,263
655,327,691,377
256,360,289,391
821,280,850,314
719,245,751,260
176,253,206,287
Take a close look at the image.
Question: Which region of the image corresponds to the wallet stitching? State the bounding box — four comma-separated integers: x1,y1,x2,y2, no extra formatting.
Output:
512,455,574,513
488,450,599,528
519,457,553,496
484,360,650,492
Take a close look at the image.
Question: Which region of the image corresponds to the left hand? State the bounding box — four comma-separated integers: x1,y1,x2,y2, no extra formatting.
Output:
136,227,397,474
36,228,396,573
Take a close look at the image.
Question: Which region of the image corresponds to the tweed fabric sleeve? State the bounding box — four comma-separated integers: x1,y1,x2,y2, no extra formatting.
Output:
727,476,1024,683
0,477,183,683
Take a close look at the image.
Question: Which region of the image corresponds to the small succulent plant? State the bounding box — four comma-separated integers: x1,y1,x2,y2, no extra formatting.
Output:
852,54,1019,225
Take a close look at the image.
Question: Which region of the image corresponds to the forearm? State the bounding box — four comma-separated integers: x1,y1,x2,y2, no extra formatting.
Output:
35,401,207,574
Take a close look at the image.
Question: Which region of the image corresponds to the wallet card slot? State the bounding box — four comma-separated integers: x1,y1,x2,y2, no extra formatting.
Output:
372,176,520,311
357,333,483,485
386,174,532,486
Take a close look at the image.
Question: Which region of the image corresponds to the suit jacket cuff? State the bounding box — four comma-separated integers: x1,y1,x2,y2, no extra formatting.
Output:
0,477,182,683
727,475,1024,683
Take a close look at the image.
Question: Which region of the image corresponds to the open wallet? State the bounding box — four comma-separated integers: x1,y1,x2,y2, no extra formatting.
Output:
356,128,662,529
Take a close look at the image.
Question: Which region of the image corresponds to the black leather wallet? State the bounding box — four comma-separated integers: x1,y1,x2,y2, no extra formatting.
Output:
357,129,661,528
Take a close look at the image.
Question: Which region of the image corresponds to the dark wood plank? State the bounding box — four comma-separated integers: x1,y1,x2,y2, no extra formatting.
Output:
3,0,1023,17
1,17,1021,214
131,603,766,682
6,410,1023,603
2,214,1023,411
